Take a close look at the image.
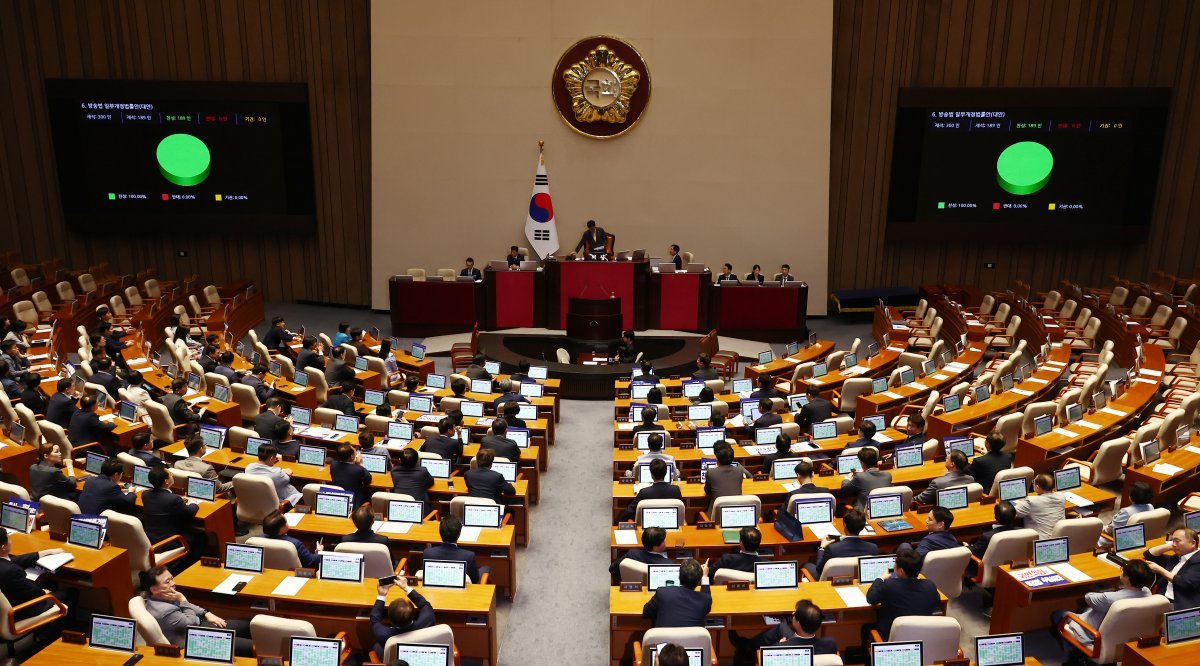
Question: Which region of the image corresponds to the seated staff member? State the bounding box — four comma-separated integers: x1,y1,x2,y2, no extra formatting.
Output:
1014,473,1065,538
716,263,738,283
342,505,389,546
422,417,463,464
391,448,435,511
744,264,765,284
619,459,681,523
635,434,675,467
0,530,77,636
864,549,940,640
493,378,527,407
295,336,326,373
423,515,484,583
506,246,524,268
371,575,436,659
163,378,207,425
142,467,205,573
239,365,273,403
245,443,302,507
631,406,666,436
643,558,711,627
1053,560,1153,664
573,219,608,259
807,509,877,579
692,354,720,381
774,264,796,282
710,527,762,578
465,354,492,381
798,385,833,433
966,431,1012,493
899,505,958,557
460,257,483,280
332,322,352,348
140,566,253,656
609,526,672,581
30,443,78,502
612,331,637,364
348,328,373,359
18,372,46,416
464,449,515,503
509,360,534,384
1143,527,1200,610
261,510,322,568
782,460,832,510
730,599,838,662
666,244,683,270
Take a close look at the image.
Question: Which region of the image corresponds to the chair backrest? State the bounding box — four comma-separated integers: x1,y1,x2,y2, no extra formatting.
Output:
382,624,456,665
449,495,497,520
226,425,254,452
1021,401,1057,436
9,268,29,287
887,616,962,664
640,627,713,666
13,404,40,445
926,340,945,361
142,400,176,443
313,407,340,428
246,536,302,569
334,542,394,578
12,300,38,326
1089,437,1131,485
1109,285,1129,307
1127,507,1171,537
205,372,231,392
436,268,456,279
0,393,16,429
144,279,162,299
992,412,1024,454
838,378,873,412
868,485,913,510
920,546,971,599
306,368,329,403
1092,595,1172,663
818,556,859,581
406,268,426,281
370,492,417,516
556,348,570,363
129,596,170,645
249,615,317,660
712,568,755,584
38,420,71,458
1130,295,1152,317
1050,517,1104,555
980,529,1040,587
711,495,762,522
39,495,80,534
231,473,281,524
825,350,846,371
231,383,262,421
0,481,30,504
635,499,686,528
203,284,221,306
55,280,75,302
103,509,153,571
989,466,1034,497
275,355,296,381
619,557,649,584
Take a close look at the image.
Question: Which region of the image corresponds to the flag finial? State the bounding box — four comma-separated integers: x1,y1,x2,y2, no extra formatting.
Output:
538,139,544,153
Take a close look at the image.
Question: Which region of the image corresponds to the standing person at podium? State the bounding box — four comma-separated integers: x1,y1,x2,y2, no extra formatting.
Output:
573,219,608,259
744,265,765,284
506,246,524,267
667,245,683,270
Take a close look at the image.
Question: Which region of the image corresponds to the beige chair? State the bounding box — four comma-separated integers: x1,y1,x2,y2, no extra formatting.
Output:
873,616,962,664
984,315,1021,349
618,558,650,584
1050,517,1104,555
635,627,715,666
225,425,254,453
125,285,145,309
449,496,498,521
834,378,872,414
708,495,762,524
335,542,397,578
891,391,938,432
12,405,40,446
11,301,38,327
712,569,754,584
205,372,231,392
405,268,427,281
83,381,116,406
31,292,53,316
306,368,330,403
634,499,685,528
0,482,29,505
1151,316,1189,349
988,466,1034,497
55,280,75,302
1064,317,1101,350
39,495,79,534
1063,437,1130,486
974,528,1039,587
103,510,190,584
825,350,847,371
371,492,418,517
556,348,570,364
1125,507,1171,539
436,268,456,280
8,268,29,288
144,279,163,299
1057,595,1170,664
274,355,296,381
142,400,177,443
313,407,340,428
919,546,971,599
37,421,74,459
231,473,283,525
816,556,859,582
117,451,148,478
868,485,913,511
1020,401,1057,437
231,383,262,423
0,586,67,655
128,595,170,645
246,536,302,570
908,317,943,349
250,615,319,660
380,624,457,665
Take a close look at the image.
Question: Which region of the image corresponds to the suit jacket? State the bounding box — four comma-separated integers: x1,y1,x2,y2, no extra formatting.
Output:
78,475,136,516
750,387,781,400
504,415,527,429
704,464,750,508
968,524,1020,559
390,466,435,503
329,460,372,507
866,576,940,638
967,451,1013,493
20,388,46,416
754,412,783,428
619,482,685,522
144,596,209,647
91,370,124,400
464,468,515,503
269,533,320,568
493,391,528,407
214,365,239,383
631,423,666,437
262,326,293,352
744,626,837,654
609,548,672,579
692,368,720,381
670,254,683,269
1145,550,1200,610
29,461,78,501
163,393,201,424
1070,587,1150,643
465,365,492,381
45,392,78,428
0,553,53,620
774,273,796,282
323,393,356,416
480,435,521,462
841,468,893,510
275,439,300,458
197,355,218,375
141,487,199,543
325,359,355,385
341,529,389,547
246,462,302,505
423,542,481,583
799,399,835,431
912,530,960,558
459,267,482,280
131,449,165,468
506,255,524,267
814,536,879,578
784,483,833,511
913,469,975,505
422,435,462,464
254,410,284,439
67,410,116,448
174,456,233,493
711,551,761,577
762,451,795,475
575,227,607,253
296,349,325,373
744,273,765,284
240,374,272,403
370,590,436,658
1014,492,1066,538
643,585,712,628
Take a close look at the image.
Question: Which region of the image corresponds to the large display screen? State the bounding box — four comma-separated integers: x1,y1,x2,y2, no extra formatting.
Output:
45,79,315,232
887,88,1169,240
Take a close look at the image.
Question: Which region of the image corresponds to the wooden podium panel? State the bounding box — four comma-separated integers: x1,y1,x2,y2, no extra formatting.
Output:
545,259,648,331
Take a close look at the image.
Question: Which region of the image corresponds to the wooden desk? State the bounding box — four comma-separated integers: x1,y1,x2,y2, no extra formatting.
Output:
742,340,835,381
0,435,40,490
1123,639,1200,666
1123,432,1200,506
990,541,1161,635
174,562,499,664
802,340,909,398
10,530,133,616
287,513,518,600
24,640,259,665
609,581,946,665
709,283,808,344
856,342,987,424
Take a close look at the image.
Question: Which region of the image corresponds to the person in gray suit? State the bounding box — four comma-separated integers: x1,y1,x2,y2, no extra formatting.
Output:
174,437,233,493
1052,559,1153,664
913,450,973,506
1013,472,1065,538
244,443,301,506
704,441,751,511
140,566,253,656
840,447,892,510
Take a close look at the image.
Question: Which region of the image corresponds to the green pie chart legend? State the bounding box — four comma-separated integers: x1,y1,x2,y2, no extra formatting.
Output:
996,141,1053,195
156,133,211,186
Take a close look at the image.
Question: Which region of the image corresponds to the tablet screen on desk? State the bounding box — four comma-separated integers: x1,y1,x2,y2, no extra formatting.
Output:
463,503,503,529
683,380,704,398
516,403,538,420
999,373,1014,393
471,379,493,394
812,422,837,441
363,389,385,406
492,461,518,483
225,543,264,573
944,437,974,461
423,559,467,588
758,350,774,364
893,445,923,469
1053,467,1081,491
421,458,451,479
457,401,483,418
871,642,922,666
872,377,889,394
184,626,235,663
1113,523,1146,553
1033,414,1053,437
361,452,388,474
388,500,424,524
630,382,653,400
787,394,809,412
1165,607,1200,644
740,400,762,421
836,455,862,475
69,516,105,549
868,493,904,520
200,424,226,451
245,437,269,457
508,428,530,449
291,406,312,427
641,506,681,530
647,563,682,591
754,561,797,590
936,486,968,510
290,637,342,666
212,383,231,402
410,344,426,361
89,614,135,652
772,458,803,480
1033,537,1070,566
718,504,757,529
1065,402,1083,424
972,384,990,403
85,451,107,475
942,394,961,413
424,374,447,390
792,498,833,525
859,554,897,583
298,445,326,467
484,361,500,375
315,491,352,518
319,551,364,582
636,463,675,484
688,404,711,422
130,465,152,489
998,478,1028,502
529,365,548,380
408,395,433,413
393,643,452,666
759,646,813,666
519,382,544,398
975,633,1025,666
0,503,33,534
387,421,414,442
755,426,781,445
696,427,724,449
185,476,215,502
117,400,138,422
732,379,753,394
334,414,359,433
899,367,916,385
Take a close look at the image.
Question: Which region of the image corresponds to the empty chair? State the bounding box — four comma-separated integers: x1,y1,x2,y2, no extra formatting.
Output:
833,378,872,415
815,557,858,582
973,529,1039,588
988,466,1034,498
55,281,75,302
1150,316,1189,349
38,495,80,534
436,268,456,279
919,547,971,599
230,383,262,423
868,485,914,510
707,495,762,523
0,482,30,505
231,473,283,525
984,315,1021,349
908,317,943,348
103,510,189,584
1051,517,1104,555
556,348,570,364
405,268,427,281
634,499,686,528
1063,438,1130,487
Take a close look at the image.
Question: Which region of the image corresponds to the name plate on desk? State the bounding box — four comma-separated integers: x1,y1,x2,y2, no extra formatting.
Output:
877,461,894,471
62,630,86,645
48,530,66,542
678,443,695,450
1136,635,1162,648
725,581,750,591
154,645,182,658
830,576,854,586
294,568,317,579
617,523,637,530
257,657,285,666
617,443,634,451
618,477,635,484
293,505,310,513
619,582,643,592
686,476,703,484
980,495,997,505
753,474,769,481
201,556,221,568
696,521,715,530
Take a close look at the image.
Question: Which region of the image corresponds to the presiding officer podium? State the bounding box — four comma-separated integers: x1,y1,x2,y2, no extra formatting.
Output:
566,297,622,341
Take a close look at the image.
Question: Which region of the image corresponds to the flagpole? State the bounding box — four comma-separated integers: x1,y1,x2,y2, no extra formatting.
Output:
538,139,544,164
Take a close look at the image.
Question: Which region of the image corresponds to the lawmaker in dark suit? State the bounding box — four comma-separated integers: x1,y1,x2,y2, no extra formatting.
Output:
502,401,527,429
390,449,436,509
612,331,637,364
255,398,287,438
214,352,240,384
782,460,834,513
30,443,78,502
848,421,880,452
465,354,492,381
704,442,751,511
78,457,137,516
261,316,294,354
423,515,483,583
573,220,608,257
966,501,1019,581
240,366,273,403
798,386,834,433
163,378,205,425
618,459,683,522
421,417,463,464
642,559,711,627
749,376,781,400
506,246,525,268
262,510,322,568
865,549,941,640
761,434,796,475
129,432,166,468
19,375,46,416
666,244,683,270
710,528,763,578
341,505,389,547
45,379,79,428
967,431,1013,494
715,263,739,284
806,510,879,579
325,347,356,385
295,336,326,373
464,449,515,503
609,527,673,580
89,357,124,400
840,448,892,510
753,397,783,428
492,378,528,408
899,506,960,557
1143,527,1200,610
693,354,721,381
68,395,118,456
731,600,838,661
774,264,796,282
480,419,521,462
329,443,373,507
370,578,435,659
459,258,483,280
0,530,77,628
913,450,973,506
142,467,204,573
631,405,666,437
271,420,301,458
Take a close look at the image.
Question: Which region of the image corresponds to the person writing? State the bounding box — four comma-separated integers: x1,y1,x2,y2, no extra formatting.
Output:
573,219,608,259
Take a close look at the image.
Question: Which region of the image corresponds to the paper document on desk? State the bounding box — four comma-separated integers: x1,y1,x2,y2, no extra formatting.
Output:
905,382,925,390
872,433,893,443
1152,463,1184,477
1100,407,1127,417
843,366,870,376
835,586,869,607
185,396,209,405
26,354,48,362
931,373,950,381
377,522,413,535
1010,388,1034,397
271,576,309,597
728,415,746,428
36,552,73,573
613,529,639,546
301,426,337,438
784,358,801,364
1045,360,1066,367
1062,491,1094,507
616,423,633,431
458,526,483,543
1140,369,1163,377
1025,377,1049,385
1075,420,1102,430
746,444,778,456
881,391,904,400
1052,428,1078,438
886,346,905,352
944,362,969,373
1185,446,1200,456
98,414,116,422
780,481,801,492
807,523,841,539
213,574,254,595
1050,563,1091,583
283,513,304,527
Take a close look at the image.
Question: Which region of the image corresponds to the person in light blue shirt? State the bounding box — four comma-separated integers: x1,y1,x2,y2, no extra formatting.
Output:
1099,480,1154,546
332,322,351,348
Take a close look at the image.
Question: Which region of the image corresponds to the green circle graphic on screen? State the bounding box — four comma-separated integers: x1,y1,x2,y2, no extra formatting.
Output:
156,134,211,186
996,141,1053,195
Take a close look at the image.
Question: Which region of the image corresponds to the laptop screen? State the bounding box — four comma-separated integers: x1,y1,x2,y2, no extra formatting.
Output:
758,350,774,364
893,445,923,468
298,445,326,466
130,465,152,489
812,422,837,440
641,506,681,530
872,377,889,394
291,406,312,427
184,627,236,663
630,382,653,400
636,463,675,484
899,367,915,385
1033,537,1070,566
69,516,105,549
859,554,897,583
388,500,424,524
516,403,538,420
393,643,452,666
754,561,797,590
696,427,724,449
998,477,1028,502
973,384,990,403
942,394,961,412
718,504,758,529
315,492,352,518
187,477,216,502
463,503,504,529
1164,607,1200,645
318,552,363,582
732,379,753,394
0,503,33,534
759,646,813,666
1053,467,1081,491
867,493,903,519
212,383,231,402
199,425,226,450
944,437,974,460
787,394,809,412
936,486,969,510
648,563,683,591
1065,402,1083,423
224,543,264,573
1113,523,1146,553
90,614,136,652
289,637,342,666
519,382,544,398
975,633,1025,666
792,498,834,525
245,437,268,457
423,559,467,588
484,361,500,375
117,400,138,422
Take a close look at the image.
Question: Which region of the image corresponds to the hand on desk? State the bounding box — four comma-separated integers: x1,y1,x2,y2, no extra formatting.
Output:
37,548,65,558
